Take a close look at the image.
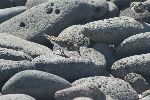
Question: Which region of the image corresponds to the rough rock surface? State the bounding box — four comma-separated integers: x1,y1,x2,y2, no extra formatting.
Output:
25,0,49,9
124,73,150,94
0,47,33,61
73,97,94,100
55,83,106,100
0,0,109,44
116,32,150,59
112,53,150,78
0,6,26,24
2,70,71,100
0,0,27,9
120,6,150,24
141,90,150,98
140,95,150,100
32,47,106,81
0,59,34,88
72,76,138,100
104,1,119,18
110,0,131,9
0,33,52,58
144,0,150,11
58,16,150,46
0,94,36,100
93,42,116,69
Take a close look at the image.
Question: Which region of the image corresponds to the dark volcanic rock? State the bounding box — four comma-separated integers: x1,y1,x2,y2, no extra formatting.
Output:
0,47,33,61
72,76,138,100
0,33,52,58
2,70,71,100
25,0,49,9
104,1,119,18
110,0,131,9
32,47,106,81
58,16,150,46
0,0,108,45
124,73,150,94
55,83,106,100
112,53,150,78
144,0,150,12
0,94,36,100
120,7,150,24
0,0,27,9
0,59,34,88
0,6,26,24
116,32,150,59
93,42,116,69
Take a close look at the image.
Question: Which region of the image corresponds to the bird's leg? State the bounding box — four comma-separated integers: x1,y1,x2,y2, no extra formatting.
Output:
59,47,69,58
74,44,81,56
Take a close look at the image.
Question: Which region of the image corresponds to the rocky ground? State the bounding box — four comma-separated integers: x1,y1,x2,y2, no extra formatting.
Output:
0,0,150,100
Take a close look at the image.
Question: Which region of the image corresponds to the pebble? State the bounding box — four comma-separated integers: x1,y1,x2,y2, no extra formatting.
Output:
2,70,71,100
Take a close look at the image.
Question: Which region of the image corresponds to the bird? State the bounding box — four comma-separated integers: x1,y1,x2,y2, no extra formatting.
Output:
130,2,147,13
44,34,80,57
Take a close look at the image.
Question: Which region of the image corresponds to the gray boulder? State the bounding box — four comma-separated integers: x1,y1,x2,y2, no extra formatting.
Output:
73,97,93,100
2,70,71,100
112,53,150,78
141,90,150,98
124,73,150,94
0,94,36,100
58,16,150,46
0,33,52,58
103,1,119,18
32,47,106,81
93,42,116,70
0,47,33,61
144,0,150,11
25,0,49,9
120,5,150,24
0,59,34,88
140,95,150,100
116,32,150,59
55,83,106,100
0,0,27,9
72,76,138,100
110,0,131,9
0,0,108,45
0,6,26,24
